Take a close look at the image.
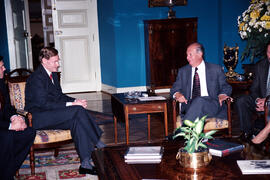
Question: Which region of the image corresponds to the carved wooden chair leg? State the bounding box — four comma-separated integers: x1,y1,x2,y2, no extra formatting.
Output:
15,170,19,177
30,146,35,175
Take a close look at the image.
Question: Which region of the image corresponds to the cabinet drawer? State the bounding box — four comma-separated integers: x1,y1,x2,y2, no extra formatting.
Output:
127,103,165,114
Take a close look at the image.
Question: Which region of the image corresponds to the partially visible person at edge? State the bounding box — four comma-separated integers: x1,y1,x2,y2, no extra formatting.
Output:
24,47,105,175
236,42,270,144
0,56,36,180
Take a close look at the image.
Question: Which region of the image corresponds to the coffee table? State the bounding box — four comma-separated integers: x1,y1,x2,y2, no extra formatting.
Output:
111,93,168,144
92,140,270,179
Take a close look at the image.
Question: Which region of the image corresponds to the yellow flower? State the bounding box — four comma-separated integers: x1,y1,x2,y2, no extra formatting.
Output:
250,9,260,19
265,22,270,29
261,14,270,21
251,0,259,3
239,22,245,31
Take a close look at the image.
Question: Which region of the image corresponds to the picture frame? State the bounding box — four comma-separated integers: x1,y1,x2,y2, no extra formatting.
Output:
148,0,187,7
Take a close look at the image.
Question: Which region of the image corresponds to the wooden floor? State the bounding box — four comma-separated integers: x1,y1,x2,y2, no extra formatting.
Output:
69,92,242,147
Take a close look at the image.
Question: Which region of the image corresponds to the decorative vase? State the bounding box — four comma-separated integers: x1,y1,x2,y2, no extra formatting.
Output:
176,148,212,169
223,44,239,79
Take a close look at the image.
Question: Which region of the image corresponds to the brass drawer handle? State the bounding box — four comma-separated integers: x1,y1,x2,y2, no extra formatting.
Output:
132,107,137,111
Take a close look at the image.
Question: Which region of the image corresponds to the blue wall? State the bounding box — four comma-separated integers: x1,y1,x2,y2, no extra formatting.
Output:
98,0,250,88
0,0,10,70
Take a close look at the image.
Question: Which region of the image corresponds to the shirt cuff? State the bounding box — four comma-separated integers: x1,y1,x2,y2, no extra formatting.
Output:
66,102,73,106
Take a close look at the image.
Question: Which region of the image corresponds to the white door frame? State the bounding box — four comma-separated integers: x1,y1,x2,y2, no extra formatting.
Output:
4,0,33,70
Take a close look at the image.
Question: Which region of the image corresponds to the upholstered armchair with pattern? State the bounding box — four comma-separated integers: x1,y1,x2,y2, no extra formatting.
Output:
6,68,72,175
172,98,232,137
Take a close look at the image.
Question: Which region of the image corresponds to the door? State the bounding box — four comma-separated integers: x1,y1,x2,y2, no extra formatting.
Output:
5,0,33,70
51,0,101,93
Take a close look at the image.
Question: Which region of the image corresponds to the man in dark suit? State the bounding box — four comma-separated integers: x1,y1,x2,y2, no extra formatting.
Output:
236,42,270,142
170,42,232,123
24,47,104,175
0,56,35,180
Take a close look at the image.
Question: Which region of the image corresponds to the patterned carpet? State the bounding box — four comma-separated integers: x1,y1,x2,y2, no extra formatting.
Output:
17,147,98,180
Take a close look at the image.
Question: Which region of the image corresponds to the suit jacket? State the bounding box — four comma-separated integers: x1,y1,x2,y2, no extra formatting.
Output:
25,65,75,113
0,79,16,129
170,62,232,118
249,59,269,100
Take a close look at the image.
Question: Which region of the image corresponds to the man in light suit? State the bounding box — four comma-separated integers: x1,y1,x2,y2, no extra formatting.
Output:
0,56,35,180
236,42,270,143
170,42,232,122
24,47,104,175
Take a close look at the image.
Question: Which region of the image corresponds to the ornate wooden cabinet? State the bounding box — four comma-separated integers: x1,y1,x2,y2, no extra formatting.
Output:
144,18,197,90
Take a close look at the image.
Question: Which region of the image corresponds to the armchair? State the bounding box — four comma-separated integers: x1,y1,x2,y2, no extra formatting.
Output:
172,98,232,137
6,68,72,175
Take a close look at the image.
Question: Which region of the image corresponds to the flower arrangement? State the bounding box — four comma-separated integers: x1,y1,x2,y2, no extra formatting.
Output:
238,0,270,62
173,115,217,154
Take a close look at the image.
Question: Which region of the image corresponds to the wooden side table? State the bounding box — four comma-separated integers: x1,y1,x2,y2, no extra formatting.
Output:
227,80,252,97
111,93,168,144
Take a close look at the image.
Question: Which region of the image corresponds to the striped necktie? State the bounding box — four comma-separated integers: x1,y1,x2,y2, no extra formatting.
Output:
192,67,201,99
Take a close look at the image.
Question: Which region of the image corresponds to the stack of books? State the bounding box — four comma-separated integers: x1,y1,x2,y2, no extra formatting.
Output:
124,146,163,164
206,139,245,157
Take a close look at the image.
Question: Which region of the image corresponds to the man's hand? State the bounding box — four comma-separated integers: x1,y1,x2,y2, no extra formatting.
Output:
218,94,233,106
256,98,266,111
10,115,27,131
174,92,188,104
72,99,87,108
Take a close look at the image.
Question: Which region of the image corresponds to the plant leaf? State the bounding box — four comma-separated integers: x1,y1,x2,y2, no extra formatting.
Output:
194,119,204,134
172,132,185,139
205,130,217,137
198,142,207,149
183,120,195,127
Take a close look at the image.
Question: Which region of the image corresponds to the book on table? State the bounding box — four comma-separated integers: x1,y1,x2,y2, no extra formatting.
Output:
205,139,244,157
124,146,163,164
237,160,270,174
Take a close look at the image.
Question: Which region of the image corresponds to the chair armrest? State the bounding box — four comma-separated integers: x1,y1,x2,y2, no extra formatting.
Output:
16,109,33,127
172,99,180,130
225,97,232,137
16,109,28,117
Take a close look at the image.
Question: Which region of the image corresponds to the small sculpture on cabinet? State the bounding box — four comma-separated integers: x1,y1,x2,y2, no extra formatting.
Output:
223,44,239,79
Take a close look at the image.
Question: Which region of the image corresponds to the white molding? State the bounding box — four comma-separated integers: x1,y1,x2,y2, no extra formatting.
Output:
101,83,116,94
116,86,147,93
4,0,16,70
101,83,148,94
154,88,170,93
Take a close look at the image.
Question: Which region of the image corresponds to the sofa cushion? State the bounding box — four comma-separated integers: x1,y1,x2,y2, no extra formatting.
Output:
34,130,72,144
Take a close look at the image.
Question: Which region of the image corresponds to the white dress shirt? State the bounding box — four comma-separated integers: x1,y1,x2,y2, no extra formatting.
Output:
191,61,209,97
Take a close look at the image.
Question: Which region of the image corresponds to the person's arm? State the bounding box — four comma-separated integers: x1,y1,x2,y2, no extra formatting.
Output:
170,68,188,103
25,75,69,110
216,66,232,106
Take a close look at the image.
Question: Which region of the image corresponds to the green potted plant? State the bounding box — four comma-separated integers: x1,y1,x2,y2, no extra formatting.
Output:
173,115,217,169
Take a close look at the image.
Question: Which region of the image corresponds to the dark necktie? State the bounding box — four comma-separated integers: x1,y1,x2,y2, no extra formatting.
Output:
192,67,201,99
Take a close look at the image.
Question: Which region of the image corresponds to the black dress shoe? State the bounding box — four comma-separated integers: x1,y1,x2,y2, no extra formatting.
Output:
79,166,98,175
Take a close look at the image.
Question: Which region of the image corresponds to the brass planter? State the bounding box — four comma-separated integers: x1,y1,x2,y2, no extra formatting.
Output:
176,148,212,169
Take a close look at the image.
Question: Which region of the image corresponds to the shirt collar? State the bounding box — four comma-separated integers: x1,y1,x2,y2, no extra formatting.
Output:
42,64,52,77
193,60,205,71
